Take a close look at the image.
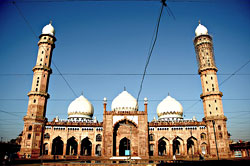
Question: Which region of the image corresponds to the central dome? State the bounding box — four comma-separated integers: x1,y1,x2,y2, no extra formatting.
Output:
68,95,94,120
111,90,138,111
157,95,183,120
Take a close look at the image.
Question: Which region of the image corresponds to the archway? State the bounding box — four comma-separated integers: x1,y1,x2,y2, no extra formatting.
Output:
113,119,137,156
43,143,48,155
66,137,78,155
201,142,208,155
187,137,198,155
187,139,194,155
158,139,167,156
81,137,92,156
52,136,63,155
173,138,181,155
119,137,130,156
95,144,101,156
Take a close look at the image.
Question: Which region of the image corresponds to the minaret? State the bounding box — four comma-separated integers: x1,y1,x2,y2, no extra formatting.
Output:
20,22,56,158
193,22,230,158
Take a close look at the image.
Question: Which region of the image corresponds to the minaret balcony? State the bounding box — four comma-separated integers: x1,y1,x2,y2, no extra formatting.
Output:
27,91,50,98
32,65,52,73
200,91,223,99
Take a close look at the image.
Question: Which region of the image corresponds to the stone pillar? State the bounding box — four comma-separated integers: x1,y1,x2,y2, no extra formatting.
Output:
63,143,67,155
48,143,52,155
77,141,81,156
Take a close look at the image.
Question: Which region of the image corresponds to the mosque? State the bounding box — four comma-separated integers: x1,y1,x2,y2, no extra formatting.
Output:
19,21,231,161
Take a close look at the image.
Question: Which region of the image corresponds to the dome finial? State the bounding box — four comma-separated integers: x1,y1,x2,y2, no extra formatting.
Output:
49,20,52,25
124,86,126,91
198,20,201,25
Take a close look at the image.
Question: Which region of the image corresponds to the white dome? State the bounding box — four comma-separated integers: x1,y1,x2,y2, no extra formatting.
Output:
111,90,138,111
157,96,183,120
195,22,208,37
68,95,94,119
42,22,55,36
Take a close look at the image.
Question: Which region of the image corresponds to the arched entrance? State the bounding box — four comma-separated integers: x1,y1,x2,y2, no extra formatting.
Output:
43,143,49,155
187,136,197,155
81,137,92,156
119,137,130,156
113,119,137,156
66,137,77,155
173,138,181,155
95,144,101,156
52,136,64,155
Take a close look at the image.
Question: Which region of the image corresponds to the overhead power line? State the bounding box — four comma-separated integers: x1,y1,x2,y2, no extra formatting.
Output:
137,1,165,102
1,73,250,76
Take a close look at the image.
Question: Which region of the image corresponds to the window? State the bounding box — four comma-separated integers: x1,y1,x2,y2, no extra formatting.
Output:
43,37,46,39
40,58,42,61
149,134,154,141
28,125,32,131
33,99,36,103
45,63,47,66
211,77,213,80
206,81,208,84
218,125,221,131
44,133,50,139
212,88,215,91
207,88,209,92
215,100,217,103
41,51,44,54
219,133,223,139
96,134,102,142
208,104,211,107
27,134,31,139
35,88,38,92
200,133,206,140
216,107,218,110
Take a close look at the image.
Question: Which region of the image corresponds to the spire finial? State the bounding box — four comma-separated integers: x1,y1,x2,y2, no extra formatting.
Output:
198,20,201,25
81,91,83,96
49,20,52,25
124,86,126,91
168,92,170,96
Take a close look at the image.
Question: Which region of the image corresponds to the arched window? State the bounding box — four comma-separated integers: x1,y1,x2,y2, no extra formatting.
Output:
149,144,154,156
200,133,206,140
218,125,221,131
28,125,32,131
149,134,154,141
219,133,223,139
44,133,50,139
27,134,31,139
96,134,102,142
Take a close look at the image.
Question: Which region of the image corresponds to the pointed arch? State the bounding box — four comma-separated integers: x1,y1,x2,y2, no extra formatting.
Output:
187,136,198,155
173,136,183,155
66,136,78,155
52,136,64,155
158,137,169,156
119,137,130,156
81,137,92,156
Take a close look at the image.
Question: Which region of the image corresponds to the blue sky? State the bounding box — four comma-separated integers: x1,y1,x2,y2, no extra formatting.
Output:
0,0,249,142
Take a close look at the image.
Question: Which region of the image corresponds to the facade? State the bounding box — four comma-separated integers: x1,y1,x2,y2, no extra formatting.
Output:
19,22,231,160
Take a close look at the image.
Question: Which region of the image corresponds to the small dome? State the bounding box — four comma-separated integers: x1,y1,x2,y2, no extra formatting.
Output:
68,95,94,119
42,22,55,36
195,22,208,37
111,90,138,111
157,95,183,120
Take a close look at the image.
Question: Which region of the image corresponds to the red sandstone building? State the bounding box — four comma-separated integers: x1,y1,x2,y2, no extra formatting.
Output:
19,22,231,161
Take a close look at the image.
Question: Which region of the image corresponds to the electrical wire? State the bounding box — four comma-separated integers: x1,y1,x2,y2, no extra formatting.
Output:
136,2,164,103
12,1,78,98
